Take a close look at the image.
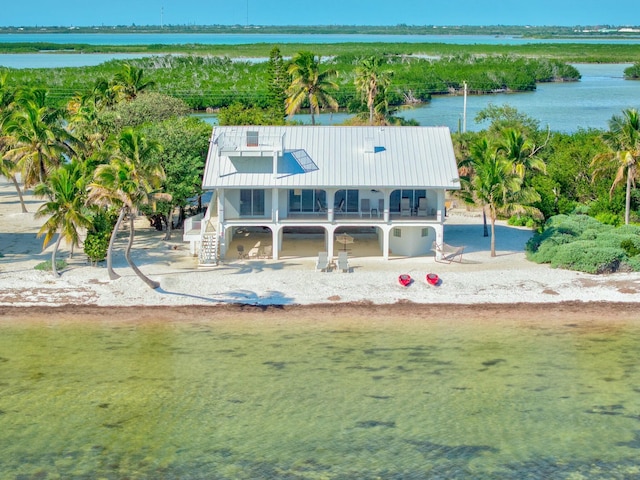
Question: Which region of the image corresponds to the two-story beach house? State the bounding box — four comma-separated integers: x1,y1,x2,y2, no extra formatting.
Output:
184,125,460,266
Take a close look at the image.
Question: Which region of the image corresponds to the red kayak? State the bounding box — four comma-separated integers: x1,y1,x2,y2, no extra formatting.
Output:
426,273,439,286
398,274,412,286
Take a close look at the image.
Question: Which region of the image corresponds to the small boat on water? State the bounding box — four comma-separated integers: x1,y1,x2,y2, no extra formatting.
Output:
426,273,439,286
398,274,412,286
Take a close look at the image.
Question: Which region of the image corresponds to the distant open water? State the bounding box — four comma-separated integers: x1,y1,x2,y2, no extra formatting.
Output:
1,33,639,132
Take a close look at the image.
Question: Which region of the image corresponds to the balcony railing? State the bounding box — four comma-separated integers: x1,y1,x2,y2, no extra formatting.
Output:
216,132,283,155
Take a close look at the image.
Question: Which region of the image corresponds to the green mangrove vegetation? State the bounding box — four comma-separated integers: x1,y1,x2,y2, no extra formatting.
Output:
1,52,581,110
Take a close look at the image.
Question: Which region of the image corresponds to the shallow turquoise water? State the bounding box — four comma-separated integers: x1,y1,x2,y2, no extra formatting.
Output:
1,316,640,479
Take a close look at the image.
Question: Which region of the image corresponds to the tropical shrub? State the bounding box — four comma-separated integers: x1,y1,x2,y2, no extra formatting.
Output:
84,210,117,265
526,214,640,273
98,91,191,133
594,212,622,226
84,233,110,265
507,214,539,228
35,259,67,271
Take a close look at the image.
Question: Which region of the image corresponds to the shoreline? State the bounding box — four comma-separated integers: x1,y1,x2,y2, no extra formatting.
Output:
2,177,640,314
1,301,639,324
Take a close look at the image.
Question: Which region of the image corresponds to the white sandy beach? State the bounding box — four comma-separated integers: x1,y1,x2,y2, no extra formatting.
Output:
1,177,640,311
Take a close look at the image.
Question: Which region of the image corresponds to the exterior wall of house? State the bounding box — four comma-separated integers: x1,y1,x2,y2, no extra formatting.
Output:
188,186,448,261
388,226,437,257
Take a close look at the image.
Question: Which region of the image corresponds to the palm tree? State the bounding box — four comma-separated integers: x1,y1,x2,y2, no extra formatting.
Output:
285,51,339,125
33,161,92,277
354,55,393,125
66,82,113,154
592,108,640,225
0,74,29,213
470,137,540,256
88,128,166,289
5,88,79,188
496,128,547,179
113,63,155,101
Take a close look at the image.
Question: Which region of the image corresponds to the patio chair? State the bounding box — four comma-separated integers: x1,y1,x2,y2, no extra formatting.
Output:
401,197,411,216
417,197,428,216
315,251,329,272
336,251,350,273
316,199,327,212
335,198,345,214
237,244,246,259
260,245,272,259
432,241,464,264
247,245,260,259
360,198,371,218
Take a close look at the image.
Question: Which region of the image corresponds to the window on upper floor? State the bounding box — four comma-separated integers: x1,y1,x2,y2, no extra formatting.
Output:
334,189,360,213
390,189,427,213
240,189,265,216
288,189,327,213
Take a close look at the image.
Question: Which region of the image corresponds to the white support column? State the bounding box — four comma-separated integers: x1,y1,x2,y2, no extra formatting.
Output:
383,196,389,223
272,188,279,222
219,225,228,260
327,225,336,261
327,189,336,223
434,224,444,261
218,189,225,223
272,226,280,261
382,226,390,260
272,150,278,178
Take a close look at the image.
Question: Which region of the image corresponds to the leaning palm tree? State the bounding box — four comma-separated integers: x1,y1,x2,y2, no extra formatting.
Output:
470,137,540,257
88,128,166,289
354,55,393,125
33,161,93,277
285,51,339,125
592,108,640,225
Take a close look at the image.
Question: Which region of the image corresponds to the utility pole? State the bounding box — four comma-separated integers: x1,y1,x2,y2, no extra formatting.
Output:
246,0,249,26
463,81,468,133
160,6,164,28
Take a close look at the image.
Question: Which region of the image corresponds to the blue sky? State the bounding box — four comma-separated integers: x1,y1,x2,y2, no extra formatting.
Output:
1,0,638,27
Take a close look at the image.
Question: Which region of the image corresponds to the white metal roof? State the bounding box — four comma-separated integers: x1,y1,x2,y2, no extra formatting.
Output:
202,125,460,190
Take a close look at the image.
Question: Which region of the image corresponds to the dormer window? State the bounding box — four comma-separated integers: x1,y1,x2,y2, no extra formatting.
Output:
246,131,259,147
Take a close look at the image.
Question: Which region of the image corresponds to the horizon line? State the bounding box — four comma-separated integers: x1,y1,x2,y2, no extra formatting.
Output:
1,24,639,30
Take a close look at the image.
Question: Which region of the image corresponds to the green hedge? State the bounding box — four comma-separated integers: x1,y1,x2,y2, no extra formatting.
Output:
526,214,640,273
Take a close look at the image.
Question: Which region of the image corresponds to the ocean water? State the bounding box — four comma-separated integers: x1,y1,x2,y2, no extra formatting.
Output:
1,315,640,479
401,63,640,133
197,64,640,133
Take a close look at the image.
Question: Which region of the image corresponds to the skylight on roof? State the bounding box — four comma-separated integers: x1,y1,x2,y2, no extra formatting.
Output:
289,149,318,173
